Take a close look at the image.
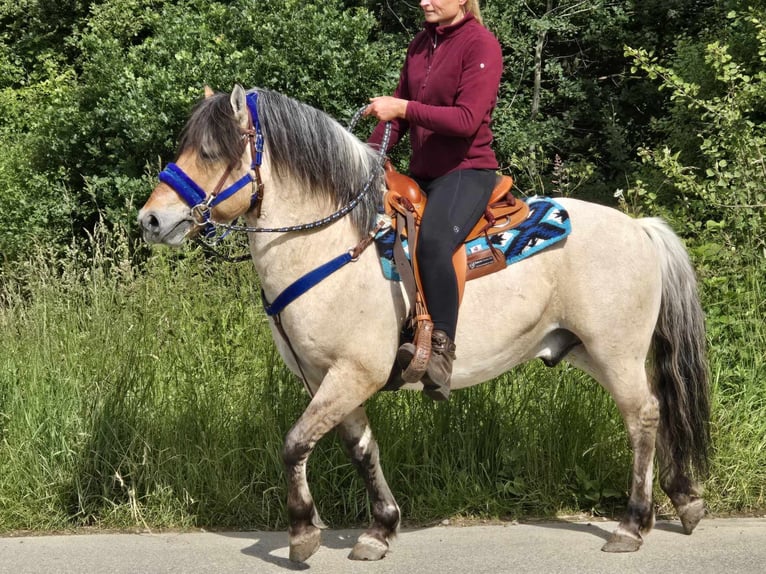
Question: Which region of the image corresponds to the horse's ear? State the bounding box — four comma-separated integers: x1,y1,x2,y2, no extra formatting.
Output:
204,85,215,98
230,84,249,129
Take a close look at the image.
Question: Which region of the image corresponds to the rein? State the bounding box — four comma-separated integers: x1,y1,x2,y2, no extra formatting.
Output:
160,97,390,239
208,174,379,234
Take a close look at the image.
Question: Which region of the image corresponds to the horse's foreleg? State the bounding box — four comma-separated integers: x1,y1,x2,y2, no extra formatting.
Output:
282,365,383,563
337,407,400,561
282,433,325,563
603,391,660,553
656,432,706,534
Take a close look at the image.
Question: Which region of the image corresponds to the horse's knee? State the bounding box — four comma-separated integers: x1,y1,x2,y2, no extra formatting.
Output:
282,431,311,469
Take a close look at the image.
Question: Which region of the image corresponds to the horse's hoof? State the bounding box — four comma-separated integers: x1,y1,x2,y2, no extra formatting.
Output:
678,498,705,534
601,531,643,553
289,527,322,563
348,534,388,561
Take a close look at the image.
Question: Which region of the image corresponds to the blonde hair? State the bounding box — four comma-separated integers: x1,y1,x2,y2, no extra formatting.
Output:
464,0,483,25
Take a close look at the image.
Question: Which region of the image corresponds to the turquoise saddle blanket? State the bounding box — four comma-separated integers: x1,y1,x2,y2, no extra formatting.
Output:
375,197,571,281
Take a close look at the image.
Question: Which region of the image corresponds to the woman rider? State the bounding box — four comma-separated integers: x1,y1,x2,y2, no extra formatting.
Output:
365,0,503,401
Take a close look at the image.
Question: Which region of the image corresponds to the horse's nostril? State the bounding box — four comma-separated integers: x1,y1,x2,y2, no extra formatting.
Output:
142,212,160,231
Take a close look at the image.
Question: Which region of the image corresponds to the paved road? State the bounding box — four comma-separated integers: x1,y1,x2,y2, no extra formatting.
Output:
1,518,764,573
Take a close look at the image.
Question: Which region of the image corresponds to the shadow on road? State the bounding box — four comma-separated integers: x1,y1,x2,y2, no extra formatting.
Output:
218,529,367,570
652,521,687,534
525,518,688,541
522,520,613,542
217,518,690,569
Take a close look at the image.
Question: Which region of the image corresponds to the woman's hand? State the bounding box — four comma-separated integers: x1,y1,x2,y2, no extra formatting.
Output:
364,96,408,122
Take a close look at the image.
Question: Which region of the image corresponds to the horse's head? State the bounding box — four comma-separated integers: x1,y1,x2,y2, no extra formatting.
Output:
138,85,262,246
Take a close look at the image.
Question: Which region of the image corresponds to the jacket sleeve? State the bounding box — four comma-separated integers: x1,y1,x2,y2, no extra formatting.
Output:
367,45,414,152
405,35,502,138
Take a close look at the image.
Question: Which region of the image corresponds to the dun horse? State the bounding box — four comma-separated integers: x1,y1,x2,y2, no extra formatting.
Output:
138,85,710,562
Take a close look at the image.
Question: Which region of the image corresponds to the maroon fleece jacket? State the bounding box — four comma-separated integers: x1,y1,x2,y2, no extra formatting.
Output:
369,13,503,181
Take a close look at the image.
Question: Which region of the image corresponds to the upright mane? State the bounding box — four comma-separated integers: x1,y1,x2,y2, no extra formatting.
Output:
177,88,385,236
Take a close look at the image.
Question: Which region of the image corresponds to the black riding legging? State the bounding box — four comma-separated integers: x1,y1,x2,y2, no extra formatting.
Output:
415,169,496,342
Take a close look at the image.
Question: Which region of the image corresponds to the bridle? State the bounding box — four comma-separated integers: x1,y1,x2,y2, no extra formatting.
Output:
157,91,266,240
156,93,389,242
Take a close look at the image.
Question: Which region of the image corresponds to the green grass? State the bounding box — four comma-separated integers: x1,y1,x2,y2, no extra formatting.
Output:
0,226,764,532
701,258,766,513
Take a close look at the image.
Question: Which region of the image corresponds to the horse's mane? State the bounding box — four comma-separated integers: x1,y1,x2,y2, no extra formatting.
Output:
178,89,385,236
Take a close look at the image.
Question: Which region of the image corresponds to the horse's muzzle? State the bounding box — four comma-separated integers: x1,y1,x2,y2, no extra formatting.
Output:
137,208,194,246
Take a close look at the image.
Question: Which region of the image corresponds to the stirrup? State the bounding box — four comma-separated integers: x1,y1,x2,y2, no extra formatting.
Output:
399,320,433,383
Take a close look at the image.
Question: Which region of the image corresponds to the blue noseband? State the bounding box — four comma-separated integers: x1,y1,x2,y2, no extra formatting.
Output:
158,163,208,208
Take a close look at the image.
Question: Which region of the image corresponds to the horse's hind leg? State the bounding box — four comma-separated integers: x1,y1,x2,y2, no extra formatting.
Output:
337,407,400,560
571,348,660,553
601,369,660,553
656,431,705,534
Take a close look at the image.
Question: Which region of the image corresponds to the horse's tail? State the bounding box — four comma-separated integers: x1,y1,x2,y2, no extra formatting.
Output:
639,217,711,479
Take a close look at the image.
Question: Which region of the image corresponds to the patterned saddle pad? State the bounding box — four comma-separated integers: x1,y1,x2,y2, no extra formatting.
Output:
375,197,571,281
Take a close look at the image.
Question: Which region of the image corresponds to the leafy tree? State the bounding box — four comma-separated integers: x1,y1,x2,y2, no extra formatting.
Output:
0,0,763,265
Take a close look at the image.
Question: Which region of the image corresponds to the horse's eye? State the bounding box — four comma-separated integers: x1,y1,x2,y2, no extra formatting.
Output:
198,147,217,162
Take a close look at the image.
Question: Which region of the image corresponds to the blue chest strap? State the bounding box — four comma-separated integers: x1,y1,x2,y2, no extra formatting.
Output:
261,251,354,316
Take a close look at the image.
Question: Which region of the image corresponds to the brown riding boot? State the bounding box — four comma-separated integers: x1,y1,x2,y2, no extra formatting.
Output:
422,330,456,401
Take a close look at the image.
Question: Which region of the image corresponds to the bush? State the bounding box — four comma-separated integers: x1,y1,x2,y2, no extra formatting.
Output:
624,9,766,250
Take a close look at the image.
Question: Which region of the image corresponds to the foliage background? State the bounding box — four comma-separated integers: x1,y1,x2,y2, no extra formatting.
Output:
1,0,764,258
0,0,764,531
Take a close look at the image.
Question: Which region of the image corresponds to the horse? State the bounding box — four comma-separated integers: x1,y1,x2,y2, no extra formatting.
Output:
138,85,710,562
